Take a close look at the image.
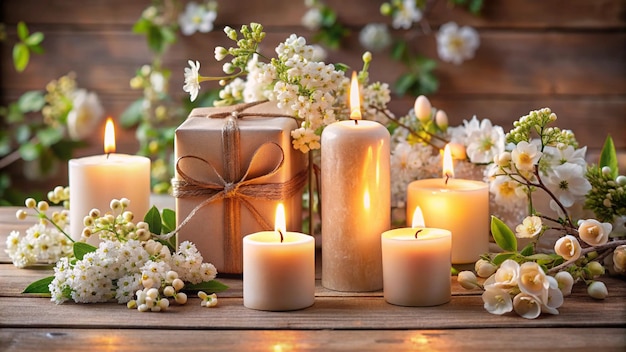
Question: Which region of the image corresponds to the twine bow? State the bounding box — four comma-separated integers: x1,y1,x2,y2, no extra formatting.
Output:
166,101,306,273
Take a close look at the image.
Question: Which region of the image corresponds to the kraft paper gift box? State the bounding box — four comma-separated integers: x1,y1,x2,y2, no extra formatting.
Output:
173,101,307,274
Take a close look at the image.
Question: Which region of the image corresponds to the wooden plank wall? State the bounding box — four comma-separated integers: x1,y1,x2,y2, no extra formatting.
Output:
1,0,625,193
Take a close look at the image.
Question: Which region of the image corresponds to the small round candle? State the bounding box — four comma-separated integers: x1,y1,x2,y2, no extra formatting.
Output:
69,118,150,243
243,204,315,311
382,226,451,307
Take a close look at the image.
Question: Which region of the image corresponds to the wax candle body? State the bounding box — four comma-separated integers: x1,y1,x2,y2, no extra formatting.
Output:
321,120,390,292
382,228,452,306
406,178,488,264
243,231,315,311
69,153,151,243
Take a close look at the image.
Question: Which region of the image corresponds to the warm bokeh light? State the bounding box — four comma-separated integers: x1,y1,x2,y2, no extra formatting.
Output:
411,206,425,228
104,117,116,154
349,71,362,120
274,202,286,234
442,144,454,178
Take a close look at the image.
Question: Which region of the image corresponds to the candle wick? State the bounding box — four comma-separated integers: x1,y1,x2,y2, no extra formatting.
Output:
106,153,110,160
277,229,284,243
353,119,358,125
445,173,451,185
414,229,423,239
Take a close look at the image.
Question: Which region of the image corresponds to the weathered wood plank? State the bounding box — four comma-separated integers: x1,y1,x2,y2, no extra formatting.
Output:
2,0,625,29
1,292,624,330
1,327,625,351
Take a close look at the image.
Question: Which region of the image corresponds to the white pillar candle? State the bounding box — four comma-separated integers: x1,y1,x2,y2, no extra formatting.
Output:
69,118,151,244
320,72,390,292
243,204,315,311
382,226,451,307
406,145,488,264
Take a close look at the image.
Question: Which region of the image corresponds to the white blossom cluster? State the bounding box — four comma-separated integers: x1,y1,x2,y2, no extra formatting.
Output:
5,223,73,268
49,239,216,305
459,260,568,319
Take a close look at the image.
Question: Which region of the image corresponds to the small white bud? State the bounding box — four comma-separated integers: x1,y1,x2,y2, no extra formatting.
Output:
587,281,608,300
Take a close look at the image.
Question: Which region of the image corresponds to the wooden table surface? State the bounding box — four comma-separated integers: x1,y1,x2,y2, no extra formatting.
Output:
1,204,625,351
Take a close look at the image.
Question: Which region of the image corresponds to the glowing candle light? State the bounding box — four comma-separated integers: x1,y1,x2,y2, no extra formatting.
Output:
69,117,151,243
320,71,391,292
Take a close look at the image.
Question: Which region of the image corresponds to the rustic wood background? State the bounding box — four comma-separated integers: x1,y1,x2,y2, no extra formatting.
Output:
1,0,625,194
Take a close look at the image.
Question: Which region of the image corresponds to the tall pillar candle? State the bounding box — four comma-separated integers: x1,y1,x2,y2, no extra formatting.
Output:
69,118,151,244
321,72,390,292
382,226,452,307
406,145,488,264
243,204,315,311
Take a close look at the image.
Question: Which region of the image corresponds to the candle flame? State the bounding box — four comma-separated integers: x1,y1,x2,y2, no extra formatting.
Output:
104,117,116,154
363,188,371,210
274,202,286,234
349,71,362,120
411,206,426,228
442,144,454,180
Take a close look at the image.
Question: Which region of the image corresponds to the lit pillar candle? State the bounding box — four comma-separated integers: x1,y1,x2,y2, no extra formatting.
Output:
382,207,451,306
243,203,315,311
406,144,488,264
69,117,151,243
321,72,390,292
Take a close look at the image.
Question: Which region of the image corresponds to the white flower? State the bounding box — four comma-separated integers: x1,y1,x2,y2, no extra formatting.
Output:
463,117,505,164
554,235,582,261
613,245,626,273
457,271,480,290
587,281,608,300
359,23,392,52
183,60,201,102
485,259,519,290
482,286,513,315
554,271,574,296
475,259,497,278
392,0,422,29
511,141,542,172
178,2,217,36
488,174,527,211
518,262,550,303
436,22,480,65
66,89,104,141
513,293,542,319
515,216,543,238
544,163,591,208
578,219,612,246
301,8,322,31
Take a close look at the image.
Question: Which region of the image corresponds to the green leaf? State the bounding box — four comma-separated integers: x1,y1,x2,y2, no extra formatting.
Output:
394,73,417,96
13,43,30,72
520,243,534,256
144,206,162,235
524,253,555,262
36,127,64,146
391,41,407,61
132,18,151,34
18,142,41,161
184,280,229,293
25,32,44,46
599,135,618,180
15,124,31,144
491,216,517,252
23,276,53,294
492,252,516,266
18,90,45,112
162,208,176,234
74,242,97,260
119,99,145,127
17,21,29,41
50,139,87,160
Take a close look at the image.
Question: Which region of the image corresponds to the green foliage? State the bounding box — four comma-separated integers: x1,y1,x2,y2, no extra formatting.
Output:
74,242,97,260
119,99,145,128
599,135,618,180
184,280,229,293
449,0,485,15
390,41,439,96
22,276,53,295
133,18,177,54
490,216,517,252
144,206,163,235
12,21,45,72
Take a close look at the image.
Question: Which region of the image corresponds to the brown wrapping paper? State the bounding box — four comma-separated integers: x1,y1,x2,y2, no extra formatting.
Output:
174,102,307,274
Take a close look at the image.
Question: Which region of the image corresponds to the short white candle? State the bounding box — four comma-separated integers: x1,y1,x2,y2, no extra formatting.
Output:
406,145,488,264
243,203,315,311
69,118,151,244
382,226,452,307
321,72,390,292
